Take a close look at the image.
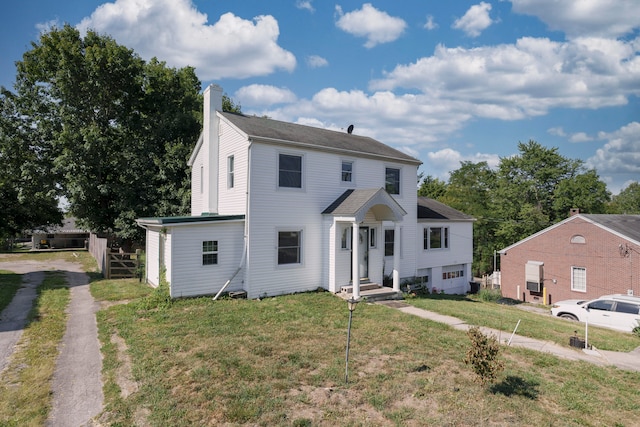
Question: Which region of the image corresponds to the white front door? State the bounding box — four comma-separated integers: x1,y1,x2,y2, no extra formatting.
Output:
358,227,369,279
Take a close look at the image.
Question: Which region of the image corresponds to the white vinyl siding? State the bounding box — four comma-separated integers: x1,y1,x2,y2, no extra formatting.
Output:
169,221,245,298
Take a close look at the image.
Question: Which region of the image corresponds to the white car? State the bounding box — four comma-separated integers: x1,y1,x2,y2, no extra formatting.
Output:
551,294,640,332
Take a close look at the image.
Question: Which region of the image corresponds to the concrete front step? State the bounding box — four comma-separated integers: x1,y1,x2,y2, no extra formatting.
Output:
339,284,404,302
340,283,380,293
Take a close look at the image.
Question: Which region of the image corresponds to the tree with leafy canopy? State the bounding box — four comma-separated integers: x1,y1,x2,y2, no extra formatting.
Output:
608,182,640,214
10,24,204,246
0,88,63,243
491,140,609,250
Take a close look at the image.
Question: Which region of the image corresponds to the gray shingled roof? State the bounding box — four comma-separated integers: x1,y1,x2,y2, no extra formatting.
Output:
417,197,475,221
221,112,421,165
582,214,640,243
322,188,406,222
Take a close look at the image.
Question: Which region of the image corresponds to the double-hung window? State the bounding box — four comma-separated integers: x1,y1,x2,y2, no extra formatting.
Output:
279,153,302,188
385,167,400,194
202,241,218,265
341,161,353,183
278,231,302,264
571,266,586,292
384,229,394,256
227,155,234,188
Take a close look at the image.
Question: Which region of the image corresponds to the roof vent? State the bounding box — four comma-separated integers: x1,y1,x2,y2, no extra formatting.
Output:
347,124,354,134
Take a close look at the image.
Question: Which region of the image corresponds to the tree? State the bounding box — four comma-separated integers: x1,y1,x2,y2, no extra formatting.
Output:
417,175,447,199
491,140,609,249
609,182,640,214
12,25,202,245
0,87,62,241
441,161,497,275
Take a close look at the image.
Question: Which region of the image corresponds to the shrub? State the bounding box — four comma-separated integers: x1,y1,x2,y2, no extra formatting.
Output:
478,288,502,302
465,326,504,386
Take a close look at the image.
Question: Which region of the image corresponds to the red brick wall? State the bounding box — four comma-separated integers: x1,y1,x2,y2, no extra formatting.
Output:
500,216,638,304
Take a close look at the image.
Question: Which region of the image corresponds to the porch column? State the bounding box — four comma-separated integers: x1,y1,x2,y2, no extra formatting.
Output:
351,222,360,299
392,223,400,292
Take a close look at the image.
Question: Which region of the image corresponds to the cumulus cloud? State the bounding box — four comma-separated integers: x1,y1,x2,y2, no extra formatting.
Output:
568,132,593,143
306,55,329,68
423,149,500,182
335,3,407,48
370,36,640,119
510,0,640,39
234,84,297,107
77,0,296,80
588,122,640,173
452,2,495,37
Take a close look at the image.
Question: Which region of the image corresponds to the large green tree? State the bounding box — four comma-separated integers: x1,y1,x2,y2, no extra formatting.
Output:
12,25,202,245
0,88,62,240
491,141,609,249
608,182,640,214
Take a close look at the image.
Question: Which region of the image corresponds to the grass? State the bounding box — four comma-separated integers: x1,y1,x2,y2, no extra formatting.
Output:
0,272,70,426
0,270,22,314
94,288,640,426
0,250,98,273
405,292,640,352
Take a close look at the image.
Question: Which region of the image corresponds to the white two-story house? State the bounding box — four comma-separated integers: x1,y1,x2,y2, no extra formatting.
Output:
137,84,474,299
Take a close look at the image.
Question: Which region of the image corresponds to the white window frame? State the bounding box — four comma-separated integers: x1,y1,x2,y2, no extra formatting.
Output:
202,240,218,266
341,226,351,250
424,226,449,250
227,155,234,189
341,160,354,184
278,152,304,190
571,266,587,292
385,167,401,195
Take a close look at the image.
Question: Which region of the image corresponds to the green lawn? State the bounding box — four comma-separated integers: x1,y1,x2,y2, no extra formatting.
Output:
95,289,640,426
2,253,639,426
405,292,640,352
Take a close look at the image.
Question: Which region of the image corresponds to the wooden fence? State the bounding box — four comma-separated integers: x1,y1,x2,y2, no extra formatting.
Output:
106,251,140,279
89,233,141,279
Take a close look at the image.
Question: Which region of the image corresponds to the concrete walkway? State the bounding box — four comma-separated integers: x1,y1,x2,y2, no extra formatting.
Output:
0,259,103,426
376,300,640,372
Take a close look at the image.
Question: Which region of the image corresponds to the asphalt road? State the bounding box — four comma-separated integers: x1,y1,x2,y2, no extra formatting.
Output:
0,259,103,426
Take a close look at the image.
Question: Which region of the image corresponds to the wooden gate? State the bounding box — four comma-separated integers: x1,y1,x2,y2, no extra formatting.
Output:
106,251,140,279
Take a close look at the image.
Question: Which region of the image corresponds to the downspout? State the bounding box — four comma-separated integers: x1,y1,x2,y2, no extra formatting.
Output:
213,139,252,300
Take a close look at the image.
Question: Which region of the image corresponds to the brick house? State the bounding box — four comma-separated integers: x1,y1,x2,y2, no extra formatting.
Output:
498,213,640,305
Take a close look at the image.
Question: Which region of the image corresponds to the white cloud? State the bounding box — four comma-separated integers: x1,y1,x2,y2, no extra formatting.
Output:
452,2,495,37
335,3,407,48
423,149,500,182
424,15,438,31
234,84,297,107
510,0,640,39
547,127,566,137
296,1,314,13
76,0,296,80
306,55,329,68
369,36,640,119
568,132,593,143
586,122,640,193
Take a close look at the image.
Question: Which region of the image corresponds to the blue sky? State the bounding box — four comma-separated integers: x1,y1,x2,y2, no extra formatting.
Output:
2,0,639,194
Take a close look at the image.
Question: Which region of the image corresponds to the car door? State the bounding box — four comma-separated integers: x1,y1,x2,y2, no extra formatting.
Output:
585,299,615,329
612,301,640,332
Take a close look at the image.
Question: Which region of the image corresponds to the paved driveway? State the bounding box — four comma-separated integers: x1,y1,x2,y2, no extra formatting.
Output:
0,259,103,426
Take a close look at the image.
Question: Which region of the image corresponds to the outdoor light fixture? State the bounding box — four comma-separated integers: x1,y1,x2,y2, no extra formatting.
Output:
345,296,360,383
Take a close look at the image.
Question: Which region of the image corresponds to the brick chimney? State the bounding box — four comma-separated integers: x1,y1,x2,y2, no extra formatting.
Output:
570,208,580,216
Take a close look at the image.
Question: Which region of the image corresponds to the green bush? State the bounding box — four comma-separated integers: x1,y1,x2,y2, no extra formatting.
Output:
478,288,502,302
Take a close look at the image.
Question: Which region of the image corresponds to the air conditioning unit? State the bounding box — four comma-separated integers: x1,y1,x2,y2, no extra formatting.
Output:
526,281,541,292
525,261,544,293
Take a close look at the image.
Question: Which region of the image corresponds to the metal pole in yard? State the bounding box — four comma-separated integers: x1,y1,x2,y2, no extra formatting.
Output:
344,297,359,384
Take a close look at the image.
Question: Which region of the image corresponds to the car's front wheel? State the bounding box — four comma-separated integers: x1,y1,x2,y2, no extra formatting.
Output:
559,313,578,321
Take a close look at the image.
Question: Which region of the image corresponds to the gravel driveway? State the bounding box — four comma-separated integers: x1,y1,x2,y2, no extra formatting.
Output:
0,259,103,426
